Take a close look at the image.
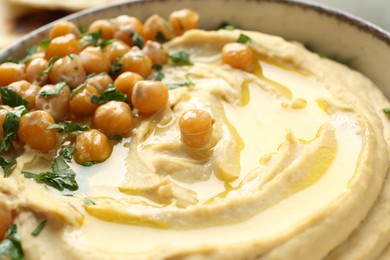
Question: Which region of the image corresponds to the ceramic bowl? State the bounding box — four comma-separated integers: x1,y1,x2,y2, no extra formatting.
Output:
1,0,390,98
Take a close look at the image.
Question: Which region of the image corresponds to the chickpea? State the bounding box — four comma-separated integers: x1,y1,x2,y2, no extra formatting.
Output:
179,109,213,148
85,72,113,93
120,47,153,78
49,21,80,39
0,202,13,241
221,42,255,72
93,101,133,136
35,83,70,122
112,15,144,46
0,63,26,86
114,71,143,102
88,19,114,39
25,57,49,85
103,39,130,63
142,41,168,66
49,54,86,88
143,14,175,42
17,110,58,152
79,46,111,74
8,80,40,110
169,9,199,36
74,129,111,165
45,34,81,60
0,106,12,143
70,84,99,117
131,80,168,114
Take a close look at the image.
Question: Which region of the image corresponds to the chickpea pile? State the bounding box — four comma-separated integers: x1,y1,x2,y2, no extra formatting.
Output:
0,8,221,168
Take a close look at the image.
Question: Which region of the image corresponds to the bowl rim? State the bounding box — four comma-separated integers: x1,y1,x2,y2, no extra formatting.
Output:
1,0,390,58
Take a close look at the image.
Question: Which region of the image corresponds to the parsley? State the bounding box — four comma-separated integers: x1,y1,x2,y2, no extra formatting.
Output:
23,154,78,191
153,65,165,81
0,88,29,108
131,33,144,49
39,39,51,49
18,45,38,64
155,31,167,42
39,82,67,97
0,106,28,152
169,51,192,65
47,122,90,133
99,39,112,49
59,146,75,162
0,224,24,260
70,84,86,100
108,135,123,142
31,220,47,237
91,87,127,105
0,156,16,177
237,33,254,44
384,108,390,115
82,161,98,167
83,197,96,205
110,59,122,75
218,22,236,30
77,24,87,34
81,31,101,48
167,80,194,90
40,56,61,75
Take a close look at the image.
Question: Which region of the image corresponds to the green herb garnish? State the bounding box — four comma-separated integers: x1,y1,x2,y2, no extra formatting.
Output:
218,22,236,30
237,33,254,44
40,56,61,75
70,84,86,100
91,87,127,105
0,224,24,260
0,88,29,108
81,32,101,48
82,161,98,167
167,80,194,90
0,106,28,152
39,39,51,49
131,33,144,49
59,147,75,162
47,122,90,133
39,82,67,97
153,65,165,81
155,31,167,42
83,197,96,205
18,45,38,64
169,51,192,65
110,59,122,75
0,156,16,177
383,108,390,115
31,220,47,237
108,135,123,142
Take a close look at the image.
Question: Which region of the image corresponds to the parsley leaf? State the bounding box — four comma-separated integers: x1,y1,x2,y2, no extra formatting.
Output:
31,220,47,237
0,224,24,260
91,87,126,105
0,106,28,152
70,84,86,100
0,156,16,177
82,161,98,167
81,31,101,48
237,33,254,44
218,22,236,30
39,82,67,97
40,56,61,75
153,66,165,81
155,31,167,42
108,135,123,142
169,51,192,65
47,122,90,133
131,33,144,49
59,146,75,162
39,39,51,49
19,45,38,64
83,197,96,205
23,154,78,191
167,80,194,90
110,59,122,75
0,88,29,108
384,108,390,115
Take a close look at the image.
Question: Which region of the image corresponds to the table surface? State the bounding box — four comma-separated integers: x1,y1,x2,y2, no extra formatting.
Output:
303,0,390,33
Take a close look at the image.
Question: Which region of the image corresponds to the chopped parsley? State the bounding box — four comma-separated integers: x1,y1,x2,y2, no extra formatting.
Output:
108,135,123,142
169,51,192,65
40,56,61,75
383,108,390,115
0,88,29,108
83,197,96,205
39,39,51,49
70,84,86,100
237,33,254,44
110,59,122,75
155,31,167,42
218,22,236,30
31,220,47,237
0,156,16,177
38,82,67,97
153,66,165,81
22,154,79,191
59,146,75,162
0,224,24,260
131,33,144,49
167,80,194,90
0,106,28,152
47,122,90,133
82,161,98,167
81,31,101,48
91,87,127,105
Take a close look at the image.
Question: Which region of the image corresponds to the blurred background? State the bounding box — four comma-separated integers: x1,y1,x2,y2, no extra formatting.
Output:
1,0,389,49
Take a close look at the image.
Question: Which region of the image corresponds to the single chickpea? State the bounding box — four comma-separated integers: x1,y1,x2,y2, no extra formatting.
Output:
85,72,113,93
221,42,255,72
8,80,40,110
93,101,133,137
120,47,153,78
25,57,49,85
112,15,144,46
70,84,99,117
35,83,70,122
0,202,13,241
88,19,114,39
17,110,58,152
74,129,112,165
169,9,199,36
49,21,80,39
131,80,168,114
49,54,86,88
45,34,81,60
79,46,111,74
114,71,143,102
142,40,168,66
0,63,26,86
103,39,130,63
179,109,214,148
0,106,12,143
143,14,175,42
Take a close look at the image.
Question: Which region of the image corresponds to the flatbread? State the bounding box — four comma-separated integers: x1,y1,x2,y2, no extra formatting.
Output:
6,0,117,11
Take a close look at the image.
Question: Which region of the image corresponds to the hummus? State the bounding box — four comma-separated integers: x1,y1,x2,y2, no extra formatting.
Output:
1,29,390,259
